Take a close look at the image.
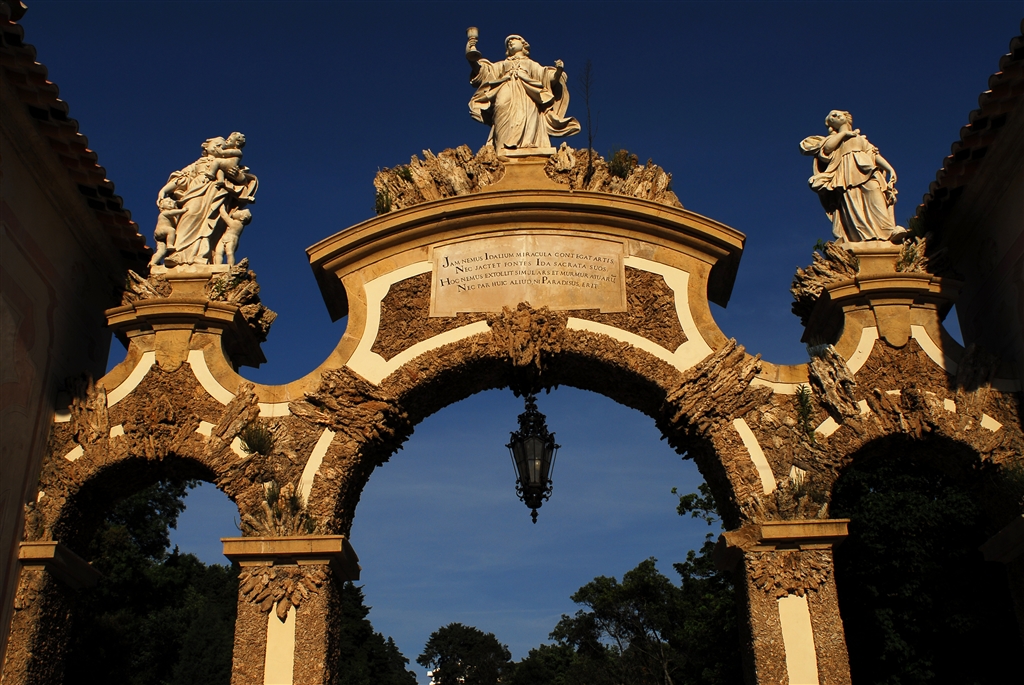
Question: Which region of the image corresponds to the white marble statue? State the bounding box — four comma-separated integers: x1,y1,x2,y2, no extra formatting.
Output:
152,132,258,266
800,111,905,243
467,29,580,153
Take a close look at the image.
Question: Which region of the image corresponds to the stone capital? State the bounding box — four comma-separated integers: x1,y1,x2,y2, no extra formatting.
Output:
221,535,360,580
18,541,101,589
713,519,849,572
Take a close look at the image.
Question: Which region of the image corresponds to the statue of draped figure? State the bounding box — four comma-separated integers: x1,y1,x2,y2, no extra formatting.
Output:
467,33,580,153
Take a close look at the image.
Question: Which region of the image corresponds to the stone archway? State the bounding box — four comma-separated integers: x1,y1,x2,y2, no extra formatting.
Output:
4,154,1022,685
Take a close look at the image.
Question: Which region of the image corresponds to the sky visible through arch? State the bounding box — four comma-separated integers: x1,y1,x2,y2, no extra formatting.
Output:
22,1,1018,679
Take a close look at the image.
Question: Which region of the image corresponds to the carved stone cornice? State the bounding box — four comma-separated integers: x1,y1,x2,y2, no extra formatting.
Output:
105,265,270,369
18,542,101,590
221,535,360,577
713,519,849,572
224,535,360,620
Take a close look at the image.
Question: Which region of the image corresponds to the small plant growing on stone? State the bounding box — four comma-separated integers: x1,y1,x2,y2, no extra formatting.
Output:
607,148,638,179
374,188,392,215
896,240,921,272
813,238,828,255
795,384,816,442
397,165,413,182
242,479,317,536
239,421,275,456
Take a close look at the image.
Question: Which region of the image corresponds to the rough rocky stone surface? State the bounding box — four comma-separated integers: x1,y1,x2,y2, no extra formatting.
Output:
570,268,687,351
372,144,683,212
373,145,505,212
790,241,858,326
748,549,834,599
205,259,278,343
894,234,956,276
239,564,327,621
121,269,171,304
807,344,859,419
545,144,683,208
371,268,685,362
371,273,488,360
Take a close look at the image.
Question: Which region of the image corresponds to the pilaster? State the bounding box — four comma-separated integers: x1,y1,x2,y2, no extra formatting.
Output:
222,536,360,685
715,520,850,685
1,542,100,685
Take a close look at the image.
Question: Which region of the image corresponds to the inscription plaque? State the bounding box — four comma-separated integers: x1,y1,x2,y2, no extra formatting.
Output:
430,234,626,316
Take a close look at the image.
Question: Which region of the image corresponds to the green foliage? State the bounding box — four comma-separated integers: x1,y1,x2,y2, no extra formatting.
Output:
258,479,317,535
547,548,741,685
64,480,237,685
417,623,512,685
895,240,919,272
607,149,638,179
813,238,827,254
375,188,392,215
831,444,1021,684
671,482,718,525
795,384,816,441
397,165,413,182
239,420,275,456
505,643,581,685
530,484,740,685
335,582,418,685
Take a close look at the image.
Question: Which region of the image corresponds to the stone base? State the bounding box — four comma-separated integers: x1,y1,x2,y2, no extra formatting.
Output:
498,147,556,158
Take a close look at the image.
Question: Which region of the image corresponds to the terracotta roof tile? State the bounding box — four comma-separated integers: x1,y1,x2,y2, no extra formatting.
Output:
914,20,1024,233
1,11,151,269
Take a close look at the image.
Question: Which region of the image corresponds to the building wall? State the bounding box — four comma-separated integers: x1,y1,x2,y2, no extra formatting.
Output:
0,74,132,667
953,159,1024,380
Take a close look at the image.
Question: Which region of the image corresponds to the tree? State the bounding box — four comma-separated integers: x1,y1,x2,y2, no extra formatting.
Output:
335,582,418,685
552,558,683,685
528,483,742,685
64,480,237,685
830,445,1021,685
63,479,418,685
417,623,512,685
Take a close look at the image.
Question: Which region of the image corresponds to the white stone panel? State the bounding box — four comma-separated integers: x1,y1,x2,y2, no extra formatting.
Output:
106,350,156,406
731,418,776,494
187,350,235,405
264,606,295,685
299,429,335,503
777,594,820,685
846,327,878,374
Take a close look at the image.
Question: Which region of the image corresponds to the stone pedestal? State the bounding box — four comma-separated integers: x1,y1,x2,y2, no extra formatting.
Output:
105,265,268,372
803,243,961,354
222,536,360,685
1,542,100,685
715,520,851,685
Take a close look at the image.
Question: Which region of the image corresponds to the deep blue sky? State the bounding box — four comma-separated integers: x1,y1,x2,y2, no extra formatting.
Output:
21,1,1020,679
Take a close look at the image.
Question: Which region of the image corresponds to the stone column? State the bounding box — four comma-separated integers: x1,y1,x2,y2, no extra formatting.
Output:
715,520,850,685
222,535,360,685
0,542,101,685
981,515,1024,647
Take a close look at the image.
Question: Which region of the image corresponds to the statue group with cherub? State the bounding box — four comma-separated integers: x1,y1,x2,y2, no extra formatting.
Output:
149,131,258,268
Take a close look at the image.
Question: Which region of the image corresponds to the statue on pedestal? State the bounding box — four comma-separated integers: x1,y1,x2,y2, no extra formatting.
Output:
800,111,906,244
466,29,580,154
151,132,258,267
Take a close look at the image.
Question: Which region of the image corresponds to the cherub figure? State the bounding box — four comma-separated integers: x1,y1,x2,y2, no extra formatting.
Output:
214,205,252,266
148,196,187,267
205,131,247,187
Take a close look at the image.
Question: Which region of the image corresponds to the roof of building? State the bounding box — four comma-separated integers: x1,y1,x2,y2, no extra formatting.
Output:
0,4,150,267
914,20,1024,234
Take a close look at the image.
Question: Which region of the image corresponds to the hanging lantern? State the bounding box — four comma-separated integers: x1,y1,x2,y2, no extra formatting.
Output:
507,394,559,523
